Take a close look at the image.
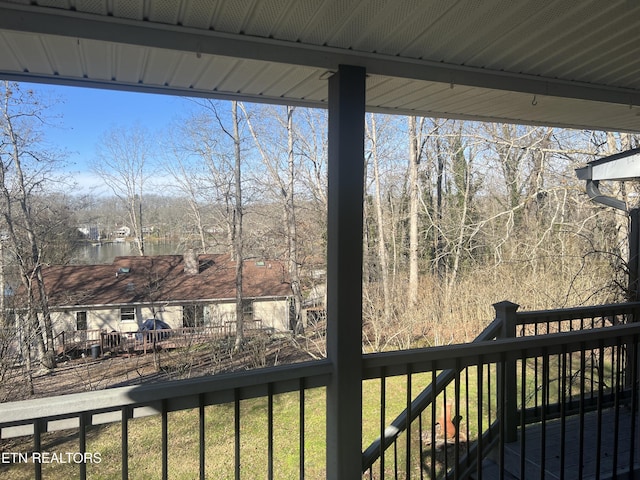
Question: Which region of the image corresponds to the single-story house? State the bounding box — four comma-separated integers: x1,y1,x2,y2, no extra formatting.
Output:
40,253,293,335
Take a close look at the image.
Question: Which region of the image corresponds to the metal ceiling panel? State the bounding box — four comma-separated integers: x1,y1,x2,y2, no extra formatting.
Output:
42,36,85,77
113,43,146,84
164,53,210,90
0,31,27,73
140,49,182,86
2,0,640,132
80,39,112,81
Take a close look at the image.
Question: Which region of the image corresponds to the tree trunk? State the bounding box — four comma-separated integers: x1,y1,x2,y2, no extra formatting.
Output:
435,132,446,280
232,101,245,351
286,106,304,334
408,116,421,305
370,114,392,324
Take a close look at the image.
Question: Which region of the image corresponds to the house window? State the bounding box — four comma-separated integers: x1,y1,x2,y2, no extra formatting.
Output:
242,299,254,322
183,305,204,327
76,311,87,330
121,307,135,322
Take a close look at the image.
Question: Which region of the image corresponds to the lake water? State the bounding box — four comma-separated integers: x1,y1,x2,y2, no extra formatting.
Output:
72,241,182,265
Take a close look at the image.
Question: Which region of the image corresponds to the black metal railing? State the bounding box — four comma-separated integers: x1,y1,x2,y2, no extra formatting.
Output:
2,302,640,479
0,360,332,480
361,301,640,479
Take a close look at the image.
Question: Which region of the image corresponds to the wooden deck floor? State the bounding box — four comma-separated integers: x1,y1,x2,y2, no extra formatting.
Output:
489,407,640,479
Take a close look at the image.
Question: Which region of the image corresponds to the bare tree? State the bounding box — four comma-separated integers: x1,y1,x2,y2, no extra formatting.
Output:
0,81,68,376
408,116,430,305
190,100,246,350
367,114,392,324
93,125,154,255
160,132,210,252
242,104,303,333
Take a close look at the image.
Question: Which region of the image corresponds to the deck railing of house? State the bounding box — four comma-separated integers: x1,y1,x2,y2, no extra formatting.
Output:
361,301,640,479
1,302,639,479
54,322,271,358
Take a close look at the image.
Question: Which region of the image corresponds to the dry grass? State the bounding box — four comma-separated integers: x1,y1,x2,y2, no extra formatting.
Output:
364,252,618,351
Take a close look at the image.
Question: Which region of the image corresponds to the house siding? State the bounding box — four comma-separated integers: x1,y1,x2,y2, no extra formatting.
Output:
255,299,289,331
50,298,290,334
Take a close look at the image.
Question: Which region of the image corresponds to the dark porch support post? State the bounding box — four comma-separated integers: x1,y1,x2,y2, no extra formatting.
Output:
326,64,366,479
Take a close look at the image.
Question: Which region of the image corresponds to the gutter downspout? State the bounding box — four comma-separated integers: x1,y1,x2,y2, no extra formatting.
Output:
575,165,628,211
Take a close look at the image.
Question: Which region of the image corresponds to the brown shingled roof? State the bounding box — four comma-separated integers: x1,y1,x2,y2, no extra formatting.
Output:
41,254,291,308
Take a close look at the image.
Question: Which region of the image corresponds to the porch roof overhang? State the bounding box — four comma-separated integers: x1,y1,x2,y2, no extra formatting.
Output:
2,0,640,133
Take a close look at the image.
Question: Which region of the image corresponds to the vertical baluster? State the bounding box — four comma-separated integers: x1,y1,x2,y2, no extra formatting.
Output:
162,399,168,480
568,343,574,405
546,350,551,409
612,339,621,476
393,435,398,480
418,411,424,480
406,366,412,479
430,368,436,480
234,389,241,480
559,346,567,480
199,395,205,480
498,354,506,480
595,342,604,480
380,369,386,479
268,384,274,480
628,334,638,475
557,319,563,412
79,413,87,480
486,364,492,442
534,322,539,416
520,353,526,480
476,360,483,480
578,343,586,480
299,378,305,480
590,317,596,399
443,382,448,476
122,406,129,480
454,361,460,480
33,419,42,480
464,366,470,468
539,350,548,480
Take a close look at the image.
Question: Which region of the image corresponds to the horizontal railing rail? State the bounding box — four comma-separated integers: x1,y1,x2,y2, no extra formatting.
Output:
515,301,640,326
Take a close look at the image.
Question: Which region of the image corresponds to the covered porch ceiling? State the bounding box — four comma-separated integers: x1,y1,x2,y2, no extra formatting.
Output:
2,0,640,133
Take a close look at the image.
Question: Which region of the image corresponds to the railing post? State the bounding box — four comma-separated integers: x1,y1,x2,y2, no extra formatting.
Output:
494,300,519,443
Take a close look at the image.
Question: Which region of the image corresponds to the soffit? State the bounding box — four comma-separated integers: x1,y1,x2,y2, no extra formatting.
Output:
2,0,640,132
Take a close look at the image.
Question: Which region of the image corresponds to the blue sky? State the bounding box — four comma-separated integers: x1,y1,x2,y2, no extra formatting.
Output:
24,83,189,192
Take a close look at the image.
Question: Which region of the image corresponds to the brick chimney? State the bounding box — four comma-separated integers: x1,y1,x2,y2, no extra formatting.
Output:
184,249,198,275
